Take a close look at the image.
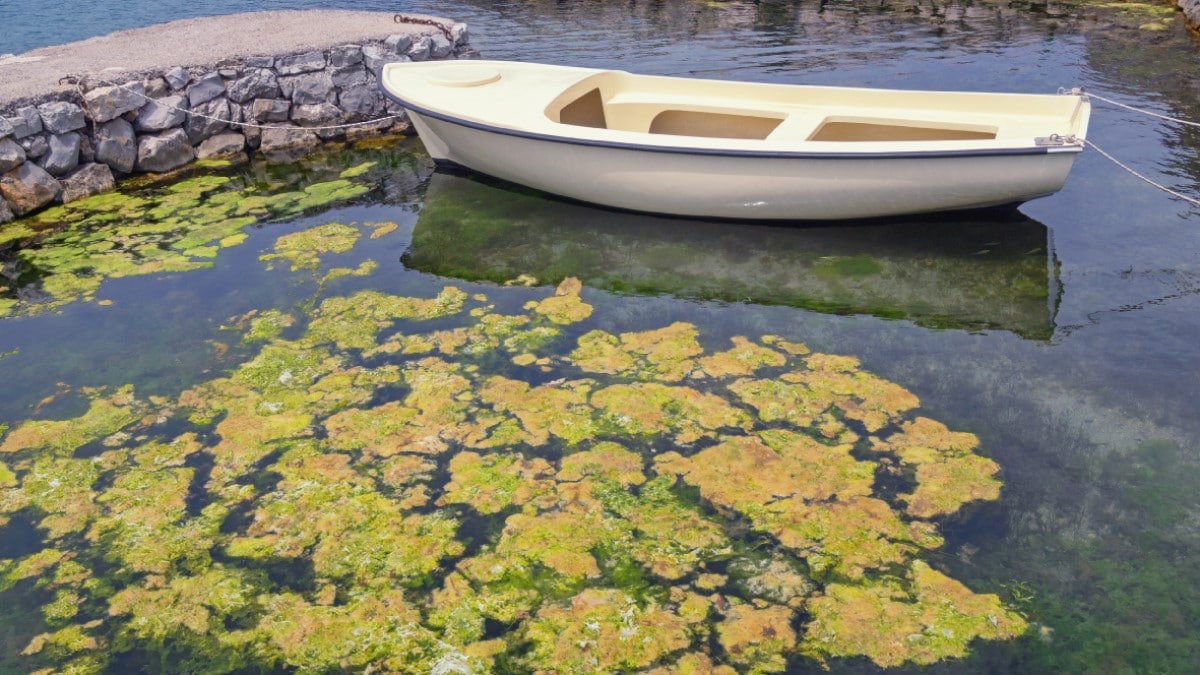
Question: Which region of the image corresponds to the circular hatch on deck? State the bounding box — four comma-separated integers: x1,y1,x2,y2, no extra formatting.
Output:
427,65,502,87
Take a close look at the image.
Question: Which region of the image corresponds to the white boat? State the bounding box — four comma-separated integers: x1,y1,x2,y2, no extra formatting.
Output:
379,60,1090,220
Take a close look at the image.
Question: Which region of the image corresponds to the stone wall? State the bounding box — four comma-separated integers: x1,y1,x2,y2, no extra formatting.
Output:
0,25,470,223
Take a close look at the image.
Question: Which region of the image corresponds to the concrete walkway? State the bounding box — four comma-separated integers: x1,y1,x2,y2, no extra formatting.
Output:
0,10,451,107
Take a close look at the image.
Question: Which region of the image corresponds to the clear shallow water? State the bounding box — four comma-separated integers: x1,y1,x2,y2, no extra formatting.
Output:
2,1,1200,672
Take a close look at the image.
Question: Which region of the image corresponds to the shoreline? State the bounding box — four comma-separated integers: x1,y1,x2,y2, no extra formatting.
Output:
1,11,471,223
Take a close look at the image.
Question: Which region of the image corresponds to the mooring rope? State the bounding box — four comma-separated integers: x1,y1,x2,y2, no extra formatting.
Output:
1086,90,1200,129
1083,138,1200,207
67,77,405,132
1066,88,1200,207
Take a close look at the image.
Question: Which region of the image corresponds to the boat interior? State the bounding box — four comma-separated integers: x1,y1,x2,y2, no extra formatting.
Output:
546,72,1004,143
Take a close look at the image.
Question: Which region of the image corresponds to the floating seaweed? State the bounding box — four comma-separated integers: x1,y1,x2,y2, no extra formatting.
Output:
0,223,1026,672
0,138,422,319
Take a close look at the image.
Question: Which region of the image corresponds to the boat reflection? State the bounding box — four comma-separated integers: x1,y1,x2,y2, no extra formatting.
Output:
405,171,1060,340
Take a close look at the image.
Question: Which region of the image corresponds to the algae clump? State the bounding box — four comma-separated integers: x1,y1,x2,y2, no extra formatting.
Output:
0,272,1025,672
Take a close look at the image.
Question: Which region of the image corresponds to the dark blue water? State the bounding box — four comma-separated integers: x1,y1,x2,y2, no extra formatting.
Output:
4,1,1200,672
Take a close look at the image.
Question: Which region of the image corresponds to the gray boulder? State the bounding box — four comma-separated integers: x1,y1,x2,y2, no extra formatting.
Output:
451,23,469,46
338,87,383,117
136,128,194,173
60,163,115,203
196,132,246,160
361,45,404,75
0,197,12,224
143,76,171,98
40,133,81,176
7,106,43,139
329,45,362,68
407,36,432,62
430,34,454,59
20,135,48,160
0,162,62,215
0,116,13,139
84,82,146,123
187,71,226,106
37,101,86,134
134,95,188,132
292,103,342,127
185,97,231,144
250,98,291,123
384,34,412,54
0,138,25,173
94,118,137,173
244,56,274,69
165,66,192,90
331,64,369,90
280,71,335,106
276,51,326,75
227,68,281,103
259,124,319,153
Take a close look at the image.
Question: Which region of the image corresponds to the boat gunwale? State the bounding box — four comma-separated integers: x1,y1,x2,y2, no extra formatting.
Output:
380,82,1085,161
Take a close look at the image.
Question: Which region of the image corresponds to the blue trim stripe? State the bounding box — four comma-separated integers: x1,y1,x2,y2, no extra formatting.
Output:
380,85,1082,161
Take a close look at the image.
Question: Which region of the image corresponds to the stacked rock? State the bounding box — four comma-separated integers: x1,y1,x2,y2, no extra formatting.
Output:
0,24,470,222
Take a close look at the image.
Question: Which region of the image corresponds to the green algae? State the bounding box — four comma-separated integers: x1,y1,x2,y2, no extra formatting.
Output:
802,560,1025,668
0,142,413,319
523,588,693,673
593,381,754,444
528,276,594,325
258,222,362,271
438,450,556,514
717,602,797,673
236,309,297,343
0,386,145,457
0,272,1025,672
572,321,704,382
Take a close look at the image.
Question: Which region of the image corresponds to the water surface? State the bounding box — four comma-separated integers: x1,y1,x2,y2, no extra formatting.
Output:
3,1,1200,673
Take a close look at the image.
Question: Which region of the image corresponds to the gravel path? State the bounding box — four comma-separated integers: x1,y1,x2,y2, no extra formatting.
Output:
0,10,453,107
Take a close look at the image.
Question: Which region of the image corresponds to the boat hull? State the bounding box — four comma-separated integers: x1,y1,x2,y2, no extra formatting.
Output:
382,60,1088,221
408,110,1077,220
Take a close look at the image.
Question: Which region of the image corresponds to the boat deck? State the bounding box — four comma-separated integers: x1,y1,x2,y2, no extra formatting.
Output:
385,60,1089,154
